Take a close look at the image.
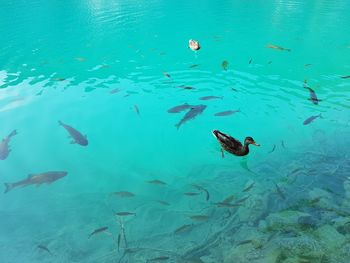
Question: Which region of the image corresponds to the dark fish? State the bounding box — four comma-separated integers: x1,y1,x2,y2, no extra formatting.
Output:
175,105,207,129
109,88,119,94
189,64,199,68
191,184,210,201
304,64,312,67
174,224,193,234
37,245,52,255
237,240,253,246
199,96,222,100
52,77,66,81
162,71,171,78
266,44,291,52
214,110,240,116
58,121,88,146
4,171,67,193
115,212,136,216
249,59,252,64
281,140,286,149
268,144,276,154
275,183,286,200
189,215,209,221
111,191,135,198
242,181,255,192
147,180,167,185
148,256,170,261
236,195,250,204
222,194,235,204
177,85,195,90
341,75,350,79
134,105,140,115
231,87,238,92
184,192,201,196
303,114,322,125
117,234,121,251
268,61,272,64
167,103,192,113
0,130,17,160
156,200,170,206
214,202,241,208
304,81,319,105
221,60,229,70
88,226,109,239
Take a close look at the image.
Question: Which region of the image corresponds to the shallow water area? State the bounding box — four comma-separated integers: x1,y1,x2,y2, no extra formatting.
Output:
1,0,350,262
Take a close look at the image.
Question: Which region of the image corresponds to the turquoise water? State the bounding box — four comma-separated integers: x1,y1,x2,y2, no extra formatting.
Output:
1,0,350,262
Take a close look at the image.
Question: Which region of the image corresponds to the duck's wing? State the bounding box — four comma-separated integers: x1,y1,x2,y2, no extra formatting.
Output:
213,130,242,148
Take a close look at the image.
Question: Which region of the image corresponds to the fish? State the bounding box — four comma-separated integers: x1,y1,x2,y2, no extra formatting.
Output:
109,88,119,94
134,105,140,115
275,183,286,200
303,114,322,125
199,96,223,100
268,144,276,154
214,110,240,116
117,234,121,251
175,105,207,129
281,140,286,149
156,200,170,206
167,103,192,113
214,202,241,208
174,224,193,234
147,256,170,261
231,87,238,92
222,194,235,204
266,44,291,52
177,85,195,90
304,81,320,105
221,60,229,70
189,215,209,221
184,192,201,196
111,191,135,198
0,130,17,160
341,75,350,79
191,184,210,201
147,180,167,185
189,64,199,68
37,245,52,255
242,181,255,192
52,77,66,81
304,64,312,67
237,240,253,246
162,71,171,78
4,171,67,193
88,226,109,239
236,195,250,204
115,212,136,216
58,121,88,146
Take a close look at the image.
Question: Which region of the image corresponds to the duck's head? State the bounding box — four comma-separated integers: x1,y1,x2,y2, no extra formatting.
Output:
189,39,200,51
244,137,260,146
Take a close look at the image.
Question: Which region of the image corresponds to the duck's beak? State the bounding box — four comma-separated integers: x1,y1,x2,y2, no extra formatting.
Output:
252,142,260,146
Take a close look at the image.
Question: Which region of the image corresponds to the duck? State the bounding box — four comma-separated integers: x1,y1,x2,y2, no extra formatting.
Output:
212,130,260,156
189,39,200,51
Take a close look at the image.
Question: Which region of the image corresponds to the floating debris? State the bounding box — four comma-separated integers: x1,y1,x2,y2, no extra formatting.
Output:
189,39,200,51
268,144,276,154
303,114,322,125
174,224,193,234
115,212,136,217
88,226,109,239
199,96,223,100
147,180,167,185
37,245,52,255
221,60,229,71
74,57,86,62
0,130,17,160
214,110,240,116
175,105,207,129
167,103,192,113
4,171,67,193
111,191,135,198
58,120,88,146
189,215,209,222
266,44,291,52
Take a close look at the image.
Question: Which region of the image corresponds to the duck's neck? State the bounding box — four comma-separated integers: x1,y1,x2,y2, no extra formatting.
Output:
243,143,250,154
